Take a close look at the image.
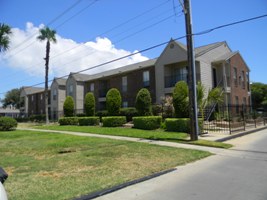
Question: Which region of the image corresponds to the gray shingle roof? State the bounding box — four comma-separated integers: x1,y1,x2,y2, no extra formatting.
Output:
88,58,157,81
70,73,91,82
212,51,238,63
54,78,67,86
195,42,225,57
22,87,44,95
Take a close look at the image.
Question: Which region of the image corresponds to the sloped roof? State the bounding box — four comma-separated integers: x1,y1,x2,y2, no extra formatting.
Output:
54,78,67,86
212,51,239,63
70,73,91,82
195,41,226,57
83,59,157,81
21,86,44,95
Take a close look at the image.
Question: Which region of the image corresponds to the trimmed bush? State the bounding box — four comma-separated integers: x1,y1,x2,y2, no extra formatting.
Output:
64,96,75,117
96,110,108,122
165,118,190,133
133,116,162,130
78,117,99,126
135,88,152,116
84,92,95,116
0,117,17,131
29,114,46,122
165,118,203,133
120,107,138,122
58,117,78,125
102,116,126,127
106,88,122,116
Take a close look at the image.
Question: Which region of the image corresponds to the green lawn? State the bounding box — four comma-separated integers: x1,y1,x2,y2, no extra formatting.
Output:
34,125,233,149
1,130,211,200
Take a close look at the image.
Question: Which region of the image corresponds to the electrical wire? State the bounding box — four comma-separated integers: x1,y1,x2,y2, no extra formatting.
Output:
1,13,266,95
1,0,175,80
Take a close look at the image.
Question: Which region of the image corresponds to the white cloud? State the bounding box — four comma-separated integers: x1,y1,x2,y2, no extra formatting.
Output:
0,22,149,78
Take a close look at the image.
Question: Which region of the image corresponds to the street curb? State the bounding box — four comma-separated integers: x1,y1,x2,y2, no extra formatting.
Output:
73,168,176,200
215,126,267,142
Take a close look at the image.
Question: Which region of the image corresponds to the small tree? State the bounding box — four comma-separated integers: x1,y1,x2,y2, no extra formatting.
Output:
64,96,74,117
135,88,152,116
84,92,95,116
106,88,121,116
173,81,189,118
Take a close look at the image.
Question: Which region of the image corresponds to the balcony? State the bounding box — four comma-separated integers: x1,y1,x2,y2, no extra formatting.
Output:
165,74,188,88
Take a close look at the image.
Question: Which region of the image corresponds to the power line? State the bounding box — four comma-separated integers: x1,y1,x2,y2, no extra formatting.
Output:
1,0,174,80
1,13,266,95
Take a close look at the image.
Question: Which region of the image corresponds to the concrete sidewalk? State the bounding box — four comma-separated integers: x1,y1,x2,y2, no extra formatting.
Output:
18,128,224,154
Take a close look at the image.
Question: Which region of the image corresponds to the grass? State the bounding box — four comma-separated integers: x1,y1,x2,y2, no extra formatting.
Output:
1,130,211,200
33,124,232,149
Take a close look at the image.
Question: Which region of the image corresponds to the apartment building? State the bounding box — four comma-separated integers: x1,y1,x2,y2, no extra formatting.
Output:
20,86,50,116
50,78,67,120
20,40,251,118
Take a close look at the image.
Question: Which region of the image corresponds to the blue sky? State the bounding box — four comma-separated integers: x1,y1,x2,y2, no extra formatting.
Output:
0,0,267,102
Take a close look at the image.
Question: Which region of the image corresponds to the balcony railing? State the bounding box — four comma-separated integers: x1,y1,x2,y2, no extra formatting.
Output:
165,74,188,88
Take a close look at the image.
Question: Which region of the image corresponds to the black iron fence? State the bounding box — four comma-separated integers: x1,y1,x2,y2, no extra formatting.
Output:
203,105,267,134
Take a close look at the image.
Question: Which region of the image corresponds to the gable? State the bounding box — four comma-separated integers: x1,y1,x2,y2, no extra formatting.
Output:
155,40,188,66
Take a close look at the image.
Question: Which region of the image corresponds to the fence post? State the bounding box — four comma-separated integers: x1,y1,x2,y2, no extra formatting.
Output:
228,104,231,135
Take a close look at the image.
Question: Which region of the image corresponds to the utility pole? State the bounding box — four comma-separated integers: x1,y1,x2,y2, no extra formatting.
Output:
183,0,198,140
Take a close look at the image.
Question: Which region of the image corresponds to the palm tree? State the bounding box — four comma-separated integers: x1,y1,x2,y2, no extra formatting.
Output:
37,27,57,124
0,23,12,52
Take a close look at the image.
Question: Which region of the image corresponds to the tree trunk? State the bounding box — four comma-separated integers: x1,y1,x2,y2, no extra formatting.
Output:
45,40,50,124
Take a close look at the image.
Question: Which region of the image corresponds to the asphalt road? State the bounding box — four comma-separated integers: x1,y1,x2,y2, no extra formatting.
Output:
96,129,267,200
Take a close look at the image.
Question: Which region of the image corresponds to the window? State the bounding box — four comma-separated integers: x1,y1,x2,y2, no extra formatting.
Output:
53,89,57,100
241,71,245,89
40,94,43,100
233,67,238,86
143,71,150,87
123,101,128,108
122,76,127,92
31,95,34,102
90,83,94,92
40,109,43,114
68,84,73,96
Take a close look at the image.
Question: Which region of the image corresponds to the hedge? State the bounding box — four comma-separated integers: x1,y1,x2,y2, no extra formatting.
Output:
78,117,99,126
29,114,46,122
0,117,17,131
102,116,126,127
120,107,138,122
133,116,162,130
58,117,79,125
165,118,203,133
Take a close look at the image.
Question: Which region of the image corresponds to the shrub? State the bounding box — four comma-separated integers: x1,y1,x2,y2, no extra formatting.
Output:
165,118,203,133
133,116,162,130
76,113,86,117
152,104,162,116
78,117,99,126
173,81,189,118
106,88,122,116
135,88,152,116
64,96,75,117
0,117,17,131
29,114,46,122
84,92,95,116
120,107,138,122
96,110,108,122
58,117,78,125
165,118,190,133
102,116,126,127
